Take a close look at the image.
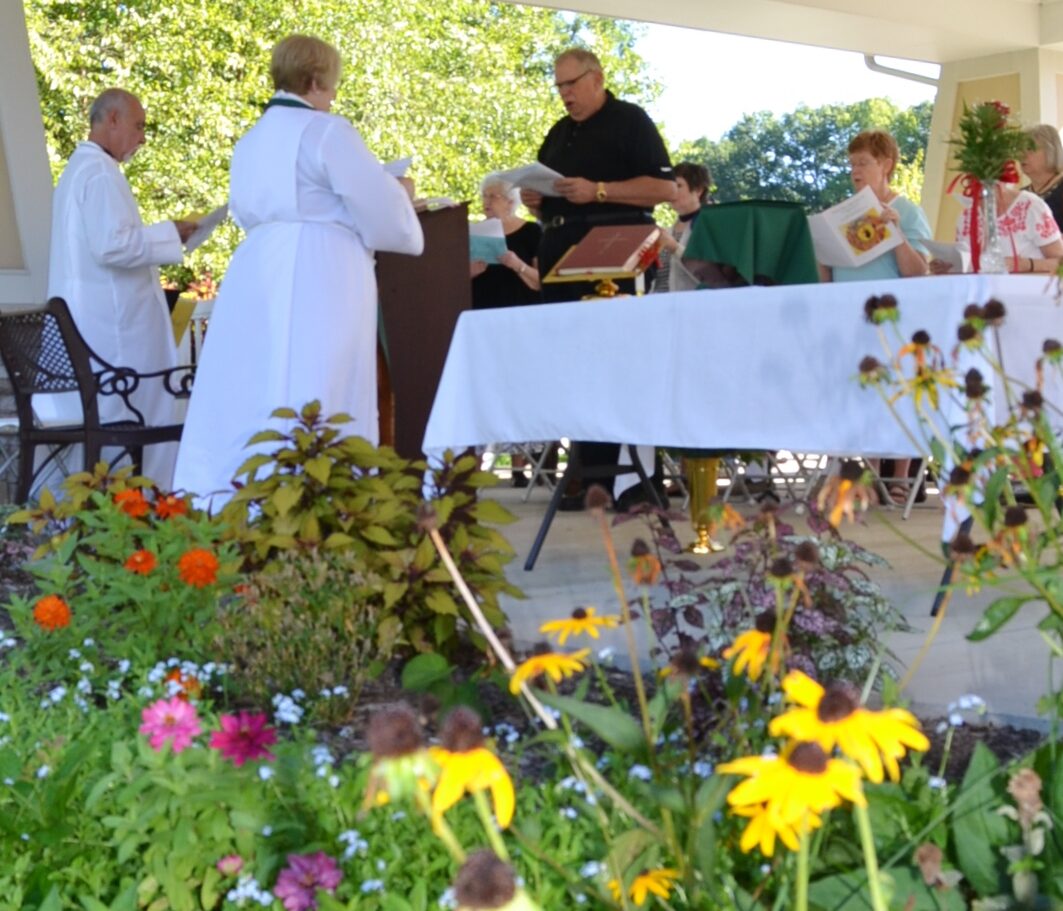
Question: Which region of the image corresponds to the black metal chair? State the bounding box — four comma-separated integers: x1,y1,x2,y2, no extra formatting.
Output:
0,297,193,502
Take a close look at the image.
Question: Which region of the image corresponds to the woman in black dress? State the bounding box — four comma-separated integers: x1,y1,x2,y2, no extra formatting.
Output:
1022,124,1063,229
470,177,541,310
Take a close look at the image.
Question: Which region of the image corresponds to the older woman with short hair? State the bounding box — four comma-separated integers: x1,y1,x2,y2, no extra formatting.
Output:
1022,124,1063,229
822,130,931,282
175,34,423,505
470,176,541,309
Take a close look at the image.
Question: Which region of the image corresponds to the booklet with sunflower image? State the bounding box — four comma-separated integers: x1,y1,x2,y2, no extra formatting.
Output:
808,186,903,268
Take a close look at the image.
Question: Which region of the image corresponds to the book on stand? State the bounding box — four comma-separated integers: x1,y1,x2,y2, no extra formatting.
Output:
553,224,661,276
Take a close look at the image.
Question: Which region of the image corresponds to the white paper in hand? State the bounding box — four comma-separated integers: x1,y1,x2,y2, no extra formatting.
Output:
489,162,565,197
185,204,229,252
923,239,971,274
384,156,413,177
469,218,507,263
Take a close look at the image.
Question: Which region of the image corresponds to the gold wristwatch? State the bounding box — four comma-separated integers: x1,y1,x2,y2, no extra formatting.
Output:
595,181,607,203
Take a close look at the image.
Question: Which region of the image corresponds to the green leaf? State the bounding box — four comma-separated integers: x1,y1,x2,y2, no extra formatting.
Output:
36,887,62,911
968,596,1031,641
424,588,459,616
535,690,645,752
401,652,453,691
362,525,400,546
951,742,1009,895
469,499,518,525
323,532,355,548
271,484,302,517
304,455,333,484
245,429,287,445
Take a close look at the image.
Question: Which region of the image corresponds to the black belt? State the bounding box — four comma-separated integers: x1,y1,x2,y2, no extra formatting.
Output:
543,212,654,230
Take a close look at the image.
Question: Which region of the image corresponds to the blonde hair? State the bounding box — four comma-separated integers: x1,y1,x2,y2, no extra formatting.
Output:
1026,124,1063,172
271,35,341,95
555,48,603,74
848,130,900,181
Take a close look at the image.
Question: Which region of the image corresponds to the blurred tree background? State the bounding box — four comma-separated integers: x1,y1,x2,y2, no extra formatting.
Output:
675,98,933,212
25,1,932,284
25,0,656,283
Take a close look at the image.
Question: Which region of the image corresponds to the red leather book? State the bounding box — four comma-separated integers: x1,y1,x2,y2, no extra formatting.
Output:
555,224,661,275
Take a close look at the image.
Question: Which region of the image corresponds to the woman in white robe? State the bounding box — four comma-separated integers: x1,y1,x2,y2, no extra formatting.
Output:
174,35,423,506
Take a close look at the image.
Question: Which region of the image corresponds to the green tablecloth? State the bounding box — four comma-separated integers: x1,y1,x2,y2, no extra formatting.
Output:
681,199,818,287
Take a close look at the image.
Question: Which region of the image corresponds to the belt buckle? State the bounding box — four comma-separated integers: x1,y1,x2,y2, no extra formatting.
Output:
548,216,565,228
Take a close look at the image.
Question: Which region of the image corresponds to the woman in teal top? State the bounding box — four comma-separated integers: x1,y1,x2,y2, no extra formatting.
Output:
824,130,931,283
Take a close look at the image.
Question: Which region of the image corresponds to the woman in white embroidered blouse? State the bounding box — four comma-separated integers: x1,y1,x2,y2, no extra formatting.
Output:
951,182,1063,274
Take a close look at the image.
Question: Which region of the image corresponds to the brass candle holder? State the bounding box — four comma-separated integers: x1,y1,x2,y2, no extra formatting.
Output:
685,455,725,554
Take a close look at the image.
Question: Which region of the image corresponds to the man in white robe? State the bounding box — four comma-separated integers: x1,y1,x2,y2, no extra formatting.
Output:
46,88,196,488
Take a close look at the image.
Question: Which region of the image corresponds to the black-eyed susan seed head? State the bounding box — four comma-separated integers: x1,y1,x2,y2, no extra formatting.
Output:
769,557,794,580
584,485,610,512
630,538,650,557
1043,338,1062,361
671,645,701,677
864,294,899,324
911,329,931,347
1022,390,1044,412
368,705,424,759
815,683,859,723
983,299,1006,325
857,355,888,386
963,303,983,321
794,540,820,569
948,465,972,487
839,460,864,483
964,369,988,399
571,606,587,620
957,323,980,346
453,851,517,910
1004,506,1028,528
949,532,978,560
754,609,777,634
787,741,830,774
441,707,485,753
415,503,438,534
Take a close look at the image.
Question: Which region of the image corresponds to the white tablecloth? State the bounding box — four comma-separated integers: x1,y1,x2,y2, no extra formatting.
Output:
423,274,1063,458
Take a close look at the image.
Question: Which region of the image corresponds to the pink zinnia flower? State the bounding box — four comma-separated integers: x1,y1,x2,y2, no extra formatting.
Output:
217,855,244,877
209,711,278,766
139,696,202,754
274,852,343,911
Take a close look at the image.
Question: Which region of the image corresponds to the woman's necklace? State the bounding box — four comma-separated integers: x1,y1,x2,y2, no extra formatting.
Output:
1033,173,1063,196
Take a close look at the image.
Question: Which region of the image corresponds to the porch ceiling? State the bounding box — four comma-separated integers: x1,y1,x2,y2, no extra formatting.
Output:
515,0,1062,64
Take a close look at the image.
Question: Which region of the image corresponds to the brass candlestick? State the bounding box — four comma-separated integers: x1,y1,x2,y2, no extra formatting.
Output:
685,456,724,554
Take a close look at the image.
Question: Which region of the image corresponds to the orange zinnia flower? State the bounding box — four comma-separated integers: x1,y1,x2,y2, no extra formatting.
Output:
124,549,157,575
155,493,189,519
165,668,203,701
113,489,150,518
177,548,220,588
33,594,71,631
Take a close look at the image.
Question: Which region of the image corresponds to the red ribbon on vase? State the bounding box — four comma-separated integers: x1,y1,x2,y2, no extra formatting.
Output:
947,162,1021,274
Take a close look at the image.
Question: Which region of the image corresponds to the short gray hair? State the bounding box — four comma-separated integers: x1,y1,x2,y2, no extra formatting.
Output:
555,48,603,74
89,88,138,125
1026,124,1063,172
481,176,520,208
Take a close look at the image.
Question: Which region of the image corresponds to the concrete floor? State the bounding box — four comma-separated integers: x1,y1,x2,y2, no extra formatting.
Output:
485,479,1054,729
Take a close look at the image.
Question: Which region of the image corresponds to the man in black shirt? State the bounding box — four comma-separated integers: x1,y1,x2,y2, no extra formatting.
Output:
521,49,676,510
522,48,676,301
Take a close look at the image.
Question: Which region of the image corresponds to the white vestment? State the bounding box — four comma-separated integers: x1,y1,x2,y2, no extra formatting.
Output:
173,99,423,505
47,141,184,486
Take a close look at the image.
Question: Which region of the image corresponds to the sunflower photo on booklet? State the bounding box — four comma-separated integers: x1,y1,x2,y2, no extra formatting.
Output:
808,185,902,268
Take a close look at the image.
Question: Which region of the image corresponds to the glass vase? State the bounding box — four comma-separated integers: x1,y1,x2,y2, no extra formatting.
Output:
978,180,1007,274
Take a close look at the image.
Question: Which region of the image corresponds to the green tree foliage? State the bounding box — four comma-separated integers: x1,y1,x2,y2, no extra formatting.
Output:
675,98,933,213
25,0,655,280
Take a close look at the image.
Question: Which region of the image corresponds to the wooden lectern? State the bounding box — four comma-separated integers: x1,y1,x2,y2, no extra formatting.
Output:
376,203,471,459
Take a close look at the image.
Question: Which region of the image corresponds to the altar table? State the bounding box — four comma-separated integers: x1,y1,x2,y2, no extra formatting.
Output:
422,274,1062,458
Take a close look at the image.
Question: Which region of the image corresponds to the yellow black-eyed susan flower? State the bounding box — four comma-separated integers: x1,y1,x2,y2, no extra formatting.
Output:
431,707,515,829
607,868,680,907
509,649,589,694
815,460,873,528
768,671,929,783
732,803,823,856
719,741,865,828
722,610,783,682
539,607,618,645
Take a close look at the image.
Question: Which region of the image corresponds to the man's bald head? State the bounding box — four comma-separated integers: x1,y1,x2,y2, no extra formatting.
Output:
88,89,147,162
